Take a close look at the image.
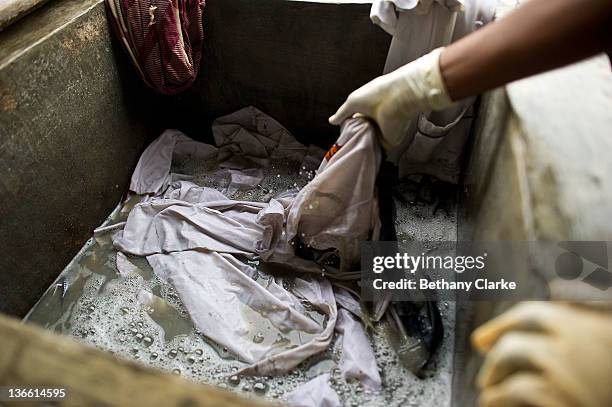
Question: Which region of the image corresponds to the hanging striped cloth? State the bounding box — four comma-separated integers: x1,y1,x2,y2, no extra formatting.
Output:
105,0,205,94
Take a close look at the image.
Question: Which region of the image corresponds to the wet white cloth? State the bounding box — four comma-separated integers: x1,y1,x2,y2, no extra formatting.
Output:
119,118,382,270
114,110,381,381
336,309,381,390
129,106,315,197
286,374,341,407
116,252,139,277
278,118,382,271
285,297,382,407
147,251,332,364
237,276,338,376
334,287,364,320
371,0,496,182
162,181,228,203
213,106,310,168
114,198,268,258
211,168,265,195
130,129,218,195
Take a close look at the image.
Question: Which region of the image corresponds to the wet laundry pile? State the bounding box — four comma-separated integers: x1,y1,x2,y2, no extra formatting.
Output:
111,106,382,404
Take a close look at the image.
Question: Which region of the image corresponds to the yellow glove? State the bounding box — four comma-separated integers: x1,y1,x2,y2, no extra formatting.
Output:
328,48,454,150
472,302,612,407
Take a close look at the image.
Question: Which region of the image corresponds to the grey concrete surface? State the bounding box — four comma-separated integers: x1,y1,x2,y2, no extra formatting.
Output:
0,0,159,317
0,0,52,31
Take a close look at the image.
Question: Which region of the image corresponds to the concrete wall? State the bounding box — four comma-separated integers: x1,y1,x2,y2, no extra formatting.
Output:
453,52,612,407
165,0,390,147
0,0,160,317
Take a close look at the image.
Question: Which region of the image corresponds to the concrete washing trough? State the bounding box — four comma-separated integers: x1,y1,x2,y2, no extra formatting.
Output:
1,0,611,406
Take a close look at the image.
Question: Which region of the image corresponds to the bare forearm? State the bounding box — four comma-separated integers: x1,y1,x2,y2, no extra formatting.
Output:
440,0,612,101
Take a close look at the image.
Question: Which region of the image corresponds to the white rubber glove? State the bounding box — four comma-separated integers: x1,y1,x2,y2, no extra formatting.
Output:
472,302,612,407
328,48,454,150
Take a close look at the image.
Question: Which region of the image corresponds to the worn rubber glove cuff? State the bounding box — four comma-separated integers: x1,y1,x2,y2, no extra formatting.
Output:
417,48,453,111
329,47,454,150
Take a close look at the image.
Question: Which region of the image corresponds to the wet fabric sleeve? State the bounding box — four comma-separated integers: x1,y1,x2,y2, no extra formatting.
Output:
370,0,464,36
129,129,218,196
113,199,267,257
370,0,400,35
336,308,382,391
283,118,382,270
286,373,341,407
237,277,338,376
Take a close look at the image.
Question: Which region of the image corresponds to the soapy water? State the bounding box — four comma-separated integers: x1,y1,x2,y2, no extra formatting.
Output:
24,155,457,406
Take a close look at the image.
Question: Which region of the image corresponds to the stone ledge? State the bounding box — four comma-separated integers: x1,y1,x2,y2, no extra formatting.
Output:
0,0,102,68
0,0,52,31
0,315,267,407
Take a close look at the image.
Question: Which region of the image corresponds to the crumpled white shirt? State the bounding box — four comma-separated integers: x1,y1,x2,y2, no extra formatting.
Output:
129,106,321,198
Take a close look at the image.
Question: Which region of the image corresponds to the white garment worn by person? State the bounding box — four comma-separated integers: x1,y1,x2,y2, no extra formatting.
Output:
113,112,382,381
369,0,496,183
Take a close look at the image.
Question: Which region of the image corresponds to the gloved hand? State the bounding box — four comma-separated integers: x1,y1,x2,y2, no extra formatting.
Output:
472,302,612,407
328,48,454,150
